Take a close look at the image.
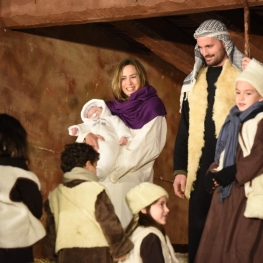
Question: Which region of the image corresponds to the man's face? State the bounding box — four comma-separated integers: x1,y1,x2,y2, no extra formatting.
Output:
196,37,228,67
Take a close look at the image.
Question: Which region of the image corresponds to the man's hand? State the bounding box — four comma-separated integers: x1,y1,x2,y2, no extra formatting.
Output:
242,56,251,70
173,174,186,199
85,133,104,151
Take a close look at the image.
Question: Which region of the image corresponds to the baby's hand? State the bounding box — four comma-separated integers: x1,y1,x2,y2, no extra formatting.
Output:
119,137,128,146
71,127,79,136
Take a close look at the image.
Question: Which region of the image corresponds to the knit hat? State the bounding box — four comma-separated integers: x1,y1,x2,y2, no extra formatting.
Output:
83,102,98,118
235,59,263,97
125,182,168,215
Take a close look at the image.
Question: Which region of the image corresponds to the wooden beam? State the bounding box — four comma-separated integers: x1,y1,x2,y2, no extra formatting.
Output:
1,0,263,29
112,18,195,74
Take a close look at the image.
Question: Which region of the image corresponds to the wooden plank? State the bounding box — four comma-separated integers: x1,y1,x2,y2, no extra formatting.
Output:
1,0,263,29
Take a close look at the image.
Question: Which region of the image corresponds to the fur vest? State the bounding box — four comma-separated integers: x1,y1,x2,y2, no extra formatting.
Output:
185,60,240,198
122,226,178,263
0,166,46,248
239,112,263,219
48,178,109,253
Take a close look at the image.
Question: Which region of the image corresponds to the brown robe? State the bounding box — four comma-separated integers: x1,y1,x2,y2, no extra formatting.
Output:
195,119,263,263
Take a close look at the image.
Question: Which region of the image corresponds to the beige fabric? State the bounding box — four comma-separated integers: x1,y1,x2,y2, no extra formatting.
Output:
101,116,167,228
239,112,263,219
185,60,240,199
109,116,167,183
121,226,178,263
0,166,46,248
48,182,108,253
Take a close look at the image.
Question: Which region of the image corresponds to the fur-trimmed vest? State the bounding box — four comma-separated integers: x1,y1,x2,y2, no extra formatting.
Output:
185,60,240,199
122,226,178,263
48,180,109,253
0,166,46,248
239,112,263,219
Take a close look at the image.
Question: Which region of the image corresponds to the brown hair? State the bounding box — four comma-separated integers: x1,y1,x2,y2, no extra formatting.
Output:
111,58,149,101
125,200,166,237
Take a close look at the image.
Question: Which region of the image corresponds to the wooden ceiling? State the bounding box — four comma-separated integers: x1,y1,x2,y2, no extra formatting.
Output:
1,0,263,74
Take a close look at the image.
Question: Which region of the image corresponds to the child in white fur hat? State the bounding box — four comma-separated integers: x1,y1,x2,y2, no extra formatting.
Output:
68,99,132,181
195,58,263,263
122,182,179,263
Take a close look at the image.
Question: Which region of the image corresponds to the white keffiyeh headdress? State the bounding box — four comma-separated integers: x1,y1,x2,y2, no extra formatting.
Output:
179,19,244,111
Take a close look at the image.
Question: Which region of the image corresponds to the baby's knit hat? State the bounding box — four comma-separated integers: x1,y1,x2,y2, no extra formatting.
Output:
83,102,99,118
126,182,168,215
235,59,263,97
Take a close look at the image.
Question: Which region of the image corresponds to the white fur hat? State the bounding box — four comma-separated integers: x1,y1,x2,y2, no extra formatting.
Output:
125,182,169,215
235,59,263,97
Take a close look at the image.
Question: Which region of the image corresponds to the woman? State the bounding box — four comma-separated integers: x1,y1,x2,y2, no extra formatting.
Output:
85,58,167,227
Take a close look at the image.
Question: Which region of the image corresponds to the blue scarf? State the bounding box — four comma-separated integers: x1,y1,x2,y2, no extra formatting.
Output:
215,101,263,202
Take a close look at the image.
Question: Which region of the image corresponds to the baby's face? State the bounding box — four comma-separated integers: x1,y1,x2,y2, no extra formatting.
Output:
87,107,102,120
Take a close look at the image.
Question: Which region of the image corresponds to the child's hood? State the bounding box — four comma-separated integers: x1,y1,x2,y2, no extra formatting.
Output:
80,99,112,123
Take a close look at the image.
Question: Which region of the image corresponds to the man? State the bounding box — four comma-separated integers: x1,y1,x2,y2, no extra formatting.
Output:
173,19,245,263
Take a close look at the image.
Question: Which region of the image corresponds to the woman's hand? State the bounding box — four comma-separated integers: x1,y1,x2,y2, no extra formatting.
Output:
85,133,104,151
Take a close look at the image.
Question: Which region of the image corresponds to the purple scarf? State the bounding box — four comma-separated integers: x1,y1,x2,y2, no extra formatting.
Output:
106,85,167,129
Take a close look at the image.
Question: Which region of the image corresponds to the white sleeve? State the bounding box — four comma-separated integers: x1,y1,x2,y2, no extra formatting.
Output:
109,116,132,141
68,123,92,143
109,116,167,182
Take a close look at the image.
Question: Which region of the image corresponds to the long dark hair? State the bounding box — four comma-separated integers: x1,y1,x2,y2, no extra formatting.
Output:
0,114,29,163
125,200,166,237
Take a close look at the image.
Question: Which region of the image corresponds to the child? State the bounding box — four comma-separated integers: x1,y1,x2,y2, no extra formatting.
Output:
44,142,133,263
68,99,132,180
195,59,263,263
0,114,46,263
122,182,179,263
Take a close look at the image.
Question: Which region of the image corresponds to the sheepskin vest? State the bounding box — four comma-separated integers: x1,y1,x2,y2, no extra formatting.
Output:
123,226,178,263
48,181,109,253
239,112,263,219
185,59,240,199
0,166,46,248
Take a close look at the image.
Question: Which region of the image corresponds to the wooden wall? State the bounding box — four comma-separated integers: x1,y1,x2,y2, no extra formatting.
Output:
0,23,188,258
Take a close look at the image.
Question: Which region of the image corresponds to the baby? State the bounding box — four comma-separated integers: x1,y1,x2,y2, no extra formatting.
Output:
69,99,132,180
